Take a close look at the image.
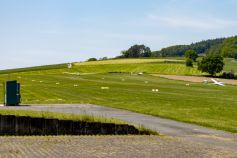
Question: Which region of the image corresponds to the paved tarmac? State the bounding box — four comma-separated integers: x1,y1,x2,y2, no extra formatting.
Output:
1,104,237,153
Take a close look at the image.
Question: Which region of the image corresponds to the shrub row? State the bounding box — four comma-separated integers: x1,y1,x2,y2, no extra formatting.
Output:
221,71,237,79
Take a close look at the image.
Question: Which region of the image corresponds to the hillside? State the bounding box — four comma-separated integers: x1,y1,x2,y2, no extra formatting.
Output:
0,58,203,76
0,67,237,133
152,38,224,57
0,58,236,76
208,36,237,59
0,63,67,74
73,59,202,75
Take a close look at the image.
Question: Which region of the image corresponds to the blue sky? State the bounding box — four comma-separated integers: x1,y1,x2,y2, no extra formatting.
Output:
0,0,237,69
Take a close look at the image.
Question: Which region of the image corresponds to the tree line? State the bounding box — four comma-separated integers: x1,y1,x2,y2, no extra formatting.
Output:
86,35,237,77
207,36,237,59
88,35,236,61
119,45,152,58
152,38,225,57
117,36,237,59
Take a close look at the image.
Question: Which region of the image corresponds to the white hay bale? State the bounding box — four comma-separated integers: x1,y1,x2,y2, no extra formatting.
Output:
74,84,78,87
32,80,35,82
101,87,110,90
186,84,190,86
56,82,60,85
68,63,72,69
152,89,159,92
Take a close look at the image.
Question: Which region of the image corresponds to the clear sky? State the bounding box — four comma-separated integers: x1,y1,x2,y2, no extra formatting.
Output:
0,0,237,69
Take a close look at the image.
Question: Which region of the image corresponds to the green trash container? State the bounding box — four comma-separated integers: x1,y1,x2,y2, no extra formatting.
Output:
4,80,21,106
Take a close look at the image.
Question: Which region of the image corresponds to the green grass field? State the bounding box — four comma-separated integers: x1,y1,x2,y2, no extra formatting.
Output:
75,58,184,65
0,63,67,74
0,58,202,76
0,109,126,124
1,58,235,75
223,58,237,72
75,58,235,74
72,63,202,75
73,58,202,75
0,71,237,133
0,58,237,133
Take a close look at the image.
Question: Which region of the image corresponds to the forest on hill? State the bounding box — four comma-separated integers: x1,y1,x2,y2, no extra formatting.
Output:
118,36,237,59
208,36,237,59
152,38,224,57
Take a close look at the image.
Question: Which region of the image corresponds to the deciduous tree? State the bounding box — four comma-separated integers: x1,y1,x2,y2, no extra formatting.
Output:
198,55,224,76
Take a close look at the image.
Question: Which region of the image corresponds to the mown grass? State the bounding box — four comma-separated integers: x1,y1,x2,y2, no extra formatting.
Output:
0,58,236,133
73,58,202,76
75,58,184,65
72,63,202,75
0,58,202,76
223,58,237,72
0,58,235,76
75,58,237,75
0,63,68,74
0,109,126,124
0,72,237,133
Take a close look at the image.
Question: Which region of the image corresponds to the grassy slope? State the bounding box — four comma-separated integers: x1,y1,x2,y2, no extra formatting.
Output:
0,58,202,76
0,58,236,133
0,58,235,75
0,71,237,133
73,59,202,75
223,58,237,72
0,63,67,74
0,109,126,124
74,58,237,75
74,64,202,75
75,58,184,65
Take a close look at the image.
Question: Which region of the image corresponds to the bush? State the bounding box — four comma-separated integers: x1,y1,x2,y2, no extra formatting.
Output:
185,50,198,62
185,58,193,67
221,70,236,79
233,53,237,59
99,57,108,60
121,44,151,58
87,58,97,62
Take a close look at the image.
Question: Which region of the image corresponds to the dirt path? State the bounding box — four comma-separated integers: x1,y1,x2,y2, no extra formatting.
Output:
1,104,237,157
152,74,237,85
